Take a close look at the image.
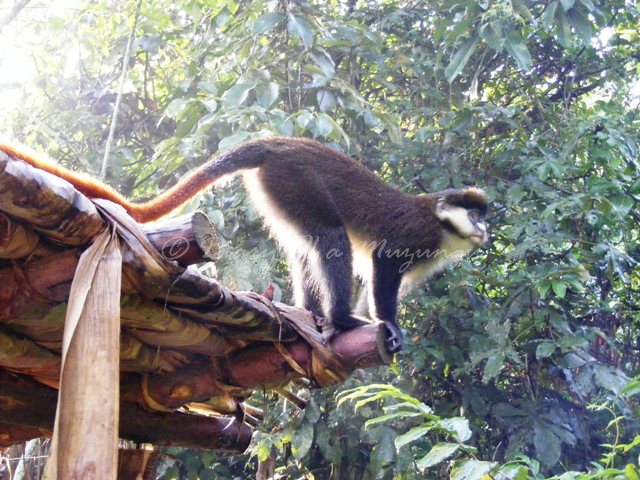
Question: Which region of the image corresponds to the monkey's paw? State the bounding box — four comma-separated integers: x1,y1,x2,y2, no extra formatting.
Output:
383,322,404,354
318,318,336,344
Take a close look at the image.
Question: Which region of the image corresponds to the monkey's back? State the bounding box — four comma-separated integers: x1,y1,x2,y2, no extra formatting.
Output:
226,137,441,253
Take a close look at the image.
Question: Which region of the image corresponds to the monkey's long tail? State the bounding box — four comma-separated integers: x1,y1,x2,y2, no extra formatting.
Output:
0,140,135,215
128,140,269,222
0,139,268,224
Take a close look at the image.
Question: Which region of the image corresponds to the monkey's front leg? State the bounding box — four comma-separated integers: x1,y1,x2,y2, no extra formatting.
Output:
355,285,403,352
371,258,404,354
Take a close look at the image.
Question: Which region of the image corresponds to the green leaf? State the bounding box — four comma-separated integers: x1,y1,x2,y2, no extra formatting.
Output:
376,112,404,144
438,417,472,443
220,83,256,108
218,132,252,152
626,464,640,480
445,34,480,83
542,1,559,30
314,113,347,141
593,364,630,394
314,114,335,137
164,98,187,118
479,23,505,51
551,280,567,298
295,110,314,129
287,13,315,48
559,353,587,369
556,9,572,47
395,424,434,449
451,459,497,480
610,195,635,218
566,7,594,44
560,0,576,10
536,341,557,359
537,282,551,298
310,49,335,77
254,434,273,461
494,463,529,480
314,423,341,464
292,420,314,459
370,427,396,471
303,398,321,424
483,351,505,382
337,384,424,410
504,30,532,71
621,376,640,397
417,442,461,469
365,410,422,428
256,82,279,108
512,0,534,22
317,89,337,113
252,12,284,34
225,0,239,15
578,0,596,10
534,423,561,468
557,334,588,350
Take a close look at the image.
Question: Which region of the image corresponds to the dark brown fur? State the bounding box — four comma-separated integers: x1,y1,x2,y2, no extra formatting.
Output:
0,137,488,352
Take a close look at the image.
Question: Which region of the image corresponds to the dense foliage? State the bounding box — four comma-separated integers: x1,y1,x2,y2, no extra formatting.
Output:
1,0,639,478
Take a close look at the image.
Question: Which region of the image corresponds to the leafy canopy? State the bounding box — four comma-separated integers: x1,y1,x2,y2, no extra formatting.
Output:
1,0,639,478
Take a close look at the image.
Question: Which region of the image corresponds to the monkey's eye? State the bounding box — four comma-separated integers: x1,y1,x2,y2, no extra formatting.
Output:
468,210,481,223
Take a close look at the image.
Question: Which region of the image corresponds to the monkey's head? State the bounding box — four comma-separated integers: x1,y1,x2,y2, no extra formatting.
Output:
434,187,488,247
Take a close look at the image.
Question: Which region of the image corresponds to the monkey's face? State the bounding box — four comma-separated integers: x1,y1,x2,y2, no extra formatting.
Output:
436,201,488,248
466,209,488,246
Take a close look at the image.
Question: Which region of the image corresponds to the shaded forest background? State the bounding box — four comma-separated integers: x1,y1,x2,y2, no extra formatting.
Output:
1,0,639,478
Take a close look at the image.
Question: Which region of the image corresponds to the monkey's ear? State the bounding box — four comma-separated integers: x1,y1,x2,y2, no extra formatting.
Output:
435,196,457,223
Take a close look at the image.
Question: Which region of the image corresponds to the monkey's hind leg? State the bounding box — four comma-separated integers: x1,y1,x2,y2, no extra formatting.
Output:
304,224,367,336
288,245,341,342
288,249,323,316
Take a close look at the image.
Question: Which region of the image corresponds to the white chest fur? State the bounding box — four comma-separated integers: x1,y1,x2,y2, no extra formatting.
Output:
397,231,475,297
348,228,475,298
